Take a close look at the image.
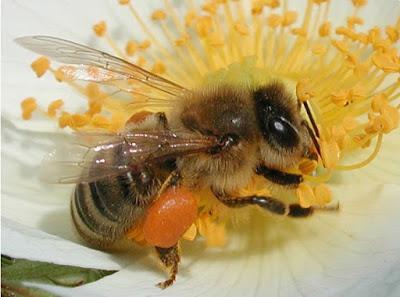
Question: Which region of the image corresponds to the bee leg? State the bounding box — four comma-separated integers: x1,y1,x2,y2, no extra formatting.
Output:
256,164,303,188
213,190,314,218
155,112,169,130
155,244,180,289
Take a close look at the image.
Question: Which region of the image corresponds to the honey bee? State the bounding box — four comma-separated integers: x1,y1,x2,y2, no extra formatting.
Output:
17,36,321,288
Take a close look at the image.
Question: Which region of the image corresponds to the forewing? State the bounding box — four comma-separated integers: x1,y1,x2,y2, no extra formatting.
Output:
40,130,218,184
15,35,187,96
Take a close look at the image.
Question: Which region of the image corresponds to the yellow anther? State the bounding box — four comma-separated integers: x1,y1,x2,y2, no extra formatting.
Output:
54,67,66,82
264,0,280,9
356,33,369,44
344,53,358,66
371,94,388,113
331,40,349,53
234,21,250,35
175,34,190,46
320,139,340,168
351,0,367,7
353,61,368,76
368,27,381,44
185,10,197,28
151,9,167,21
182,223,197,241
385,26,399,43
291,27,307,37
296,79,315,102
197,214,226,247
342,116,359,131
118,0,130,4
353,134,371,148
202,2,218,15
138,40,151,50
91,114,110,129
151,61,166,75
371,115,392,134
136,56,146,68
58,112,73,128
21,97,37,120
349,85,366,102
196,16,213,38
88,100,102,116
93,21,107,37
373,39,392,52
251,1,264,15
372,52,400,73
298,159,318,175
313,184,332,206
319,22,331,37
380,104,400,131
296,183,315,208
282,11,297,27
47,99,64,117
313,0,328,4
207,32,225,47
31,57,50,78
347,16,364,28
311,43,327,55
71,114,90,128
267,14,283,28
331,89,350,107
125,40,137,56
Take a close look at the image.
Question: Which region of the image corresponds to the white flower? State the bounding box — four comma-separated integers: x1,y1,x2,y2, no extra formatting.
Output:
2,0,400,296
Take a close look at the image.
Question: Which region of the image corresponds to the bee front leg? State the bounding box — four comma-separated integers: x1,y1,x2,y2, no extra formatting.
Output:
213,190,314,218
155,244,180,289
256,165,303,188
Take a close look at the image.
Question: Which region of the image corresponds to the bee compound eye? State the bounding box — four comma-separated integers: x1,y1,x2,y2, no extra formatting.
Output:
268,117,299,148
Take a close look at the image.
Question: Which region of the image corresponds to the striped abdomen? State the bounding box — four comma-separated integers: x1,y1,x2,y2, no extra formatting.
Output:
72,165,164,249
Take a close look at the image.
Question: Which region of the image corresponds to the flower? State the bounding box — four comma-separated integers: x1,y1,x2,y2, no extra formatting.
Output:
2,0,400,296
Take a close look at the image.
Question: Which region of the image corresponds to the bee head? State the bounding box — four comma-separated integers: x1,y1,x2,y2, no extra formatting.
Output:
253,82,313,170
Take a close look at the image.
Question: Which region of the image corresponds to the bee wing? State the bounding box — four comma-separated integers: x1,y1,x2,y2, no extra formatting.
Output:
15,35,187,96
40,130,218,184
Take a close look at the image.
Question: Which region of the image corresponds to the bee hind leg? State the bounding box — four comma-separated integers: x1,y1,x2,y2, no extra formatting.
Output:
155,244,180,289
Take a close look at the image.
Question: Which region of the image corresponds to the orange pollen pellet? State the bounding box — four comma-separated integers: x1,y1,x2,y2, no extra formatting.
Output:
21,97,37,120
93,21,107,37
31,57,50,78
143,187,198,248
47,99,64,117
234,21,250,36
151,9,166,21
125,41,137,56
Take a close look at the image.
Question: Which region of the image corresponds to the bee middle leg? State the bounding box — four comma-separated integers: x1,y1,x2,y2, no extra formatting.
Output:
155,112,169,130
212,190,314,218
155,244,180,289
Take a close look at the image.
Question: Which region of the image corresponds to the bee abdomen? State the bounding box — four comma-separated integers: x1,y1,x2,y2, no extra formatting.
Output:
72,168,161,249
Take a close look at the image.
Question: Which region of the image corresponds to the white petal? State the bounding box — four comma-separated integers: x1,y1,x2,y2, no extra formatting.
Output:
2,0,400,297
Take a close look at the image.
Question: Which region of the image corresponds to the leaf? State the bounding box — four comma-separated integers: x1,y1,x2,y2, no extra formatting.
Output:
1,255,117,287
